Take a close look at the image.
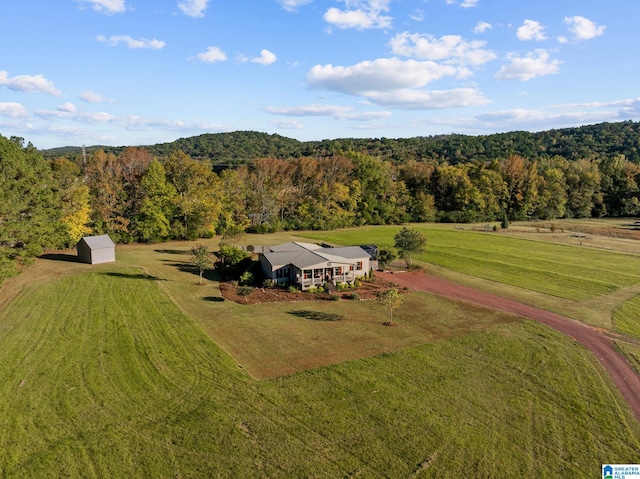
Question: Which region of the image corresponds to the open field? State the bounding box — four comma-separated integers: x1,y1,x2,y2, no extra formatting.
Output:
302,224,640,302
301,224,640,331
1,267,640,477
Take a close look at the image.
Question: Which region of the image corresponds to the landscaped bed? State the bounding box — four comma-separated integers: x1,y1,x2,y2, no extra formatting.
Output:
219,274,401,304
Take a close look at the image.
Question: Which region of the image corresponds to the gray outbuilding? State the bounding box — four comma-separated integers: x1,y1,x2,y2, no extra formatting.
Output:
77,235,116,264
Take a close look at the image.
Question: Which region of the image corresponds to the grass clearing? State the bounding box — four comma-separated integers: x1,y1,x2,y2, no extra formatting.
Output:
614,294,640,339
302,225,640,302
1,269,639,477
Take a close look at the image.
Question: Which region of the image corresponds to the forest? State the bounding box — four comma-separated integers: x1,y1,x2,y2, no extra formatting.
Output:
2,120,640,284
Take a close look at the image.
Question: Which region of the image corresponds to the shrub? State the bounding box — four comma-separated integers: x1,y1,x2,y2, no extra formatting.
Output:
236,286,253,296
239,271,254,286
349,293,360,300
307,286,318,294
501,213,510,229
330,294,341,301
288,285,298,293
353,279,362,288
263,279,277,289
337,282,349,291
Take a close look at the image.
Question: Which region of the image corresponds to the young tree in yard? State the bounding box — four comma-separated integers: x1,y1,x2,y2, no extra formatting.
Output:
191,244,213,285
377,289,405,325
394,227,427,268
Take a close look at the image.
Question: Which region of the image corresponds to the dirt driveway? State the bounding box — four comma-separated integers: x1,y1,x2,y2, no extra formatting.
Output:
380,271,640,422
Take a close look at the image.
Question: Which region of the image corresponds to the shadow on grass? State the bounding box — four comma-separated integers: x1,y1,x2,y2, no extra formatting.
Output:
203,296,225,302
102,272,165,281
165,261,224,281
289,310,344,321
155,249,189,255
40,253,79,263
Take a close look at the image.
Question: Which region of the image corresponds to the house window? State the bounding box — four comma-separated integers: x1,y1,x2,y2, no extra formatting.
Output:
276,267,290,279
304,270,312,279
356,261,363,271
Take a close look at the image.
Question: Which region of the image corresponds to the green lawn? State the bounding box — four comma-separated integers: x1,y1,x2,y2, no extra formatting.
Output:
302,225,640,301
614,294,640,339
1,268,640,477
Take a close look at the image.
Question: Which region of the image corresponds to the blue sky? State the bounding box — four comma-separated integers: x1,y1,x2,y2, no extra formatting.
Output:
1,0,638,149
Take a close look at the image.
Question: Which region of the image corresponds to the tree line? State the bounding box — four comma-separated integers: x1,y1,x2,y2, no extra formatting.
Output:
2,127,640,285
41,121,640,166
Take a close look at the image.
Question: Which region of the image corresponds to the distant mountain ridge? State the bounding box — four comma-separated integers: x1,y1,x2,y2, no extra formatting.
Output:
40,120,640,165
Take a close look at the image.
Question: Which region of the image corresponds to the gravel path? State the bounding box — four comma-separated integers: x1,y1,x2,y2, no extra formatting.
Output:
379,271,640,422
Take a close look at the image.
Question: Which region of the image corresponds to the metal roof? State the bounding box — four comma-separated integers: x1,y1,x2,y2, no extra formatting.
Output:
80,235,115,250
261,242,369,270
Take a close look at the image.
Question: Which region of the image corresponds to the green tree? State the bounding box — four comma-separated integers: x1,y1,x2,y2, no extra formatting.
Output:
216,244,249,267
191,244,213,284
377,248,397,269
164,151,223,240
0,135,62,283
135,159,176,242
394,227,427,268
376,288,405,325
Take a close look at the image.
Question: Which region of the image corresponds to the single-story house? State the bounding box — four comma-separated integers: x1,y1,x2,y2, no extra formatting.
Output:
259,241,373,290
77,235,116,264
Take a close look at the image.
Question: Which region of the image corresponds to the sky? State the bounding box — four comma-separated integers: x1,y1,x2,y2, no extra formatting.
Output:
1,0,639,150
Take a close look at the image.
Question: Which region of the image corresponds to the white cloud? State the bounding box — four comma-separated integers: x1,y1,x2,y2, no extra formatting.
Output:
564,16,605,40
196,46,228,63
474,21,492,34
36,109,116,123
446,0,478,8
265,103,392,120
364,88,489,109
495,49,561,81
324,0,392,30
278,0,314,12
77,0,126,14
0,71,62,96
178,0,210,17
517,20,547,41
271,119,304,130
0,102,28,118
249,49,277,66
80,91,112,103
97,35,165,49
307,58,459,95
411,10,424,22
57,102,77,113
307,58,488,109
390,32,496,66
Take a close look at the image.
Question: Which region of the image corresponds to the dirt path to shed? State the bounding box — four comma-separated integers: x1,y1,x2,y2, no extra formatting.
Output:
379,271,640,422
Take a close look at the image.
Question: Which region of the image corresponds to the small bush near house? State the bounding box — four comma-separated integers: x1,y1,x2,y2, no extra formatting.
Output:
239,271,254,286
330,294,341,301
236,286,253,296
348,293,360,300
288,285,298,293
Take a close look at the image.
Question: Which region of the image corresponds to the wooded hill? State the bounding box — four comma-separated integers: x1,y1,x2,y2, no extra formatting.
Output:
41,120,640,166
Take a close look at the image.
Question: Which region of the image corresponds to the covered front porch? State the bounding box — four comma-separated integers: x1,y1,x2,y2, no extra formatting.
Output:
299,264,355,290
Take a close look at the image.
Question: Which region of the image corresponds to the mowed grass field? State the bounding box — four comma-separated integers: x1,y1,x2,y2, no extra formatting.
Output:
2,265,640,477
302,225,640,302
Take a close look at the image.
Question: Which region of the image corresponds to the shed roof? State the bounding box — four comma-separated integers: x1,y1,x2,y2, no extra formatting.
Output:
80,235,115,249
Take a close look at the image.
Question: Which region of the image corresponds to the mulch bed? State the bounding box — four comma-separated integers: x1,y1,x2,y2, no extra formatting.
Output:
219,275,402,304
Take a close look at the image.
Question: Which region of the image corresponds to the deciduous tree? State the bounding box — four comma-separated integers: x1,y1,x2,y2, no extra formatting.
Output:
394,227,427,268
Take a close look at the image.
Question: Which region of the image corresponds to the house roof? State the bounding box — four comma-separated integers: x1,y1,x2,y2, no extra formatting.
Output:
261,242,369,270
80,235,115,249
267,241,323,252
